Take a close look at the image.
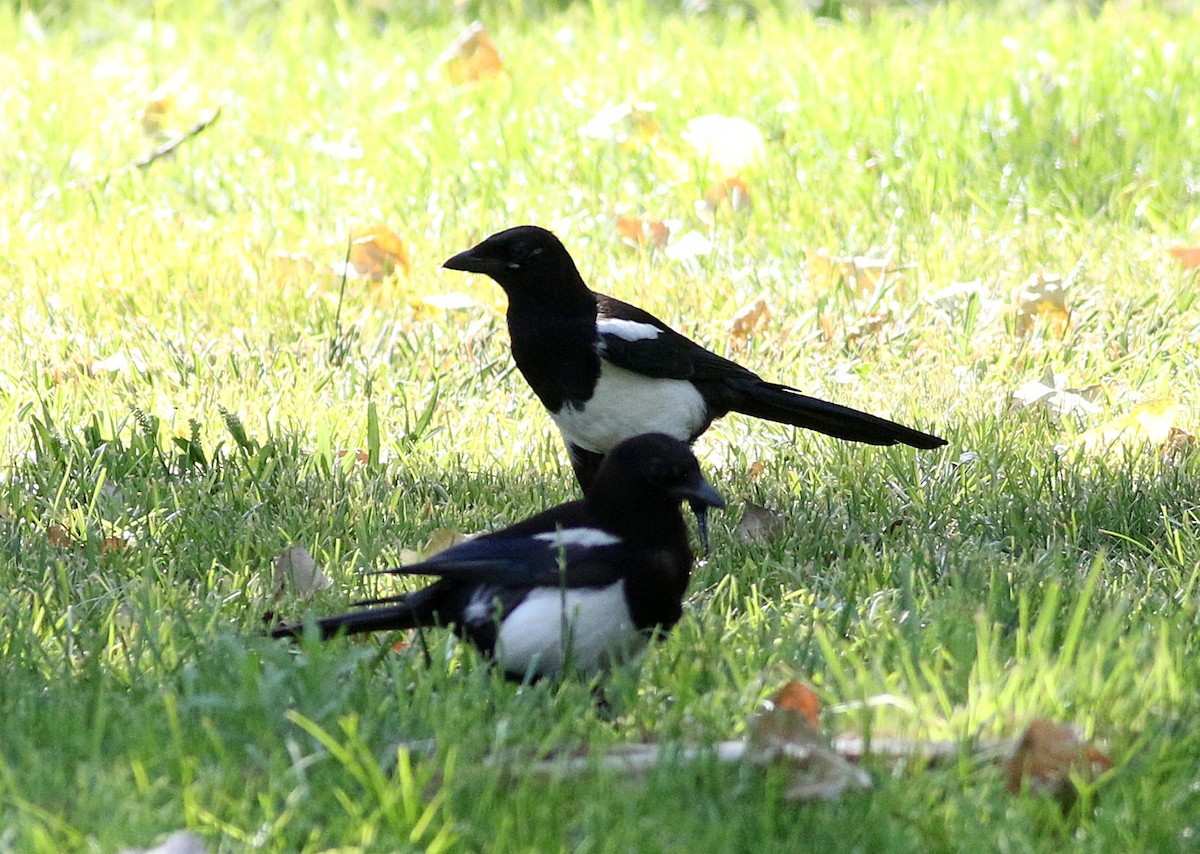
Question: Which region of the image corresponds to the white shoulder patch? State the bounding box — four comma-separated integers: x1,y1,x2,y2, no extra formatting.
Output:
533,528,621,549
597,318,663,342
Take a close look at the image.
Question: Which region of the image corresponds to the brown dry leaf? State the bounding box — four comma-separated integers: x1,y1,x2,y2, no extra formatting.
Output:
1168,246,1200,270
334,225,412,281
682,114,765,178
727,295,772,351
747,460,767,482
1163,426,1198,460
580,102,660,149
703,178,752,217
47,524,71,548
1015,272,1070,337
747,681,871,801
1004,719,1112,803
100,535,127,555
1075,398,1182,455
272,545,334,600
615,216,670,250
441,22,504,84
736,501,782,542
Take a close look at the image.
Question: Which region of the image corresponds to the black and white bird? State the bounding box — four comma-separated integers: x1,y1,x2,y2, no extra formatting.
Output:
270,433,724,681
443,225,947,542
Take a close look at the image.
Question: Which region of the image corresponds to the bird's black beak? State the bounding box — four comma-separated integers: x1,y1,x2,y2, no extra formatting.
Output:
674,474,724,555
443,248,497,275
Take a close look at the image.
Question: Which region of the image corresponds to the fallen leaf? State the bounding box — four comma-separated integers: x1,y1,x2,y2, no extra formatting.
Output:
1003,719,1112,807
736,501,782,542
101,535,128,554
805,248,900,297
1168,246,1200,270
272,545,334,599
336,448,370,465
615,216,670,249
441,22,504,84
727,295,772,350
747,681,871,801
1075,398,1182,455
703,177,752,217
1011,368,1102,419
771,681,822,729
682,114,765,178
422,528,471,557
120,830,208,854
1163,425,1198,461
1015,272,1070,337
580,102,660,149
47,524,71,548
333,225,412,281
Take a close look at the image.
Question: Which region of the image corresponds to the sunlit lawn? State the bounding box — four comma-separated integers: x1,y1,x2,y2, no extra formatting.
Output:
2,1,1199,850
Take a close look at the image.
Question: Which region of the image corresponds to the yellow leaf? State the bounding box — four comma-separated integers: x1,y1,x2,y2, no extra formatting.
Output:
423,528,471,557
441,22,504,84
1075,398,1182,454
682,114,765,178
1015,272,1070,337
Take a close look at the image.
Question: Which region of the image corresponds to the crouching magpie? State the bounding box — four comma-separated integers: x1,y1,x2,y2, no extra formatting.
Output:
444,225,947,546
270,434,724,681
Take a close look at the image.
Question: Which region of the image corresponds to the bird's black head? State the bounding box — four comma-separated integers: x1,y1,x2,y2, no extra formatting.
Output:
590,434,725,522
443,226,591,304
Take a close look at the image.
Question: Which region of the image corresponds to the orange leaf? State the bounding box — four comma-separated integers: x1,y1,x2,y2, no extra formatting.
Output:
441,22,504,84
337,225,412,281
615,216,670,249
1004,719,1112,797
703,177,752,217
771,681,822,729
101,536,127,554
1168,246,1200,270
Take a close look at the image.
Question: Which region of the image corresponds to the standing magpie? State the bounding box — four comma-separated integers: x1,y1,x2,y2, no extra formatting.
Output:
270,433,724,681
443,225,947,543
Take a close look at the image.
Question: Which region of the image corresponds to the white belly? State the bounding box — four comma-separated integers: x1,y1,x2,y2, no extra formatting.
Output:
495,580,647,677
551,361,707,453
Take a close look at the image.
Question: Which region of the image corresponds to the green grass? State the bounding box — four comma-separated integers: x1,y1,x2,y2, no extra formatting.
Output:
3,0,1200,850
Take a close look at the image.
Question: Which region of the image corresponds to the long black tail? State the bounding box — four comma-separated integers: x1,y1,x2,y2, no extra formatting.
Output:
728,378,947,450
269,588,439,641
